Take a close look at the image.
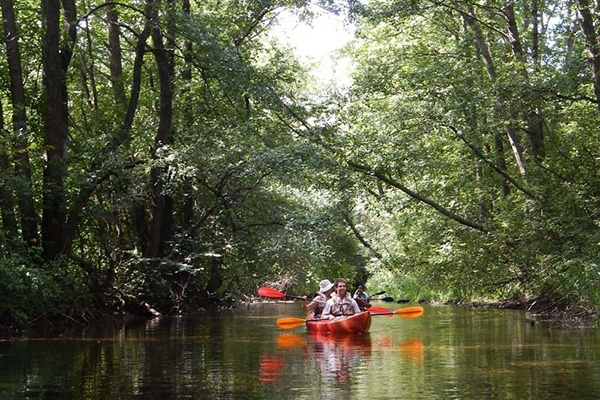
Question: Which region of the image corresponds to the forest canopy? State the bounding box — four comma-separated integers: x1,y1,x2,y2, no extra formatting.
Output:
1,0,599,327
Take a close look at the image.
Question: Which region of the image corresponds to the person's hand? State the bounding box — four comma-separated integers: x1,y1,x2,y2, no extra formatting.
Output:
301,296,307,305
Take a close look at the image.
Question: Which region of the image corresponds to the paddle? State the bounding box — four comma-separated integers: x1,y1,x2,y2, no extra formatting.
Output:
368,306,395,315
258,286,310,301
275,306,424,330
276,317,306,330
371,306,424,318
381,297,395,302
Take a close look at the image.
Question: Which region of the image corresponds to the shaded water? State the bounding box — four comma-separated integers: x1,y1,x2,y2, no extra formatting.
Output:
1,303,600,399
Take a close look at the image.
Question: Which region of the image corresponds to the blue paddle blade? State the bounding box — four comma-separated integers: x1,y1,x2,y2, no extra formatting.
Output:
381,297,394,302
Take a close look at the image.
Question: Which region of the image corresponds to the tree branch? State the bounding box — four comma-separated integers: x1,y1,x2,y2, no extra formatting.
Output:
348,161,488,232
446,125,537,199
342,212,384,259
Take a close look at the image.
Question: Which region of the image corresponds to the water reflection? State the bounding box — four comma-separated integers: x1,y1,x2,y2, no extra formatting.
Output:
2,304,600,399
259,355,285,382
276,333,306,349
304,333,371,386
399,338,425,364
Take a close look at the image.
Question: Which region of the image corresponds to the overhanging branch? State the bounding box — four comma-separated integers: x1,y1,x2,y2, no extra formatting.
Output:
348,161,488,232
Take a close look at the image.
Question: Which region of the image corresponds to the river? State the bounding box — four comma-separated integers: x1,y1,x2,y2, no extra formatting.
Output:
1,303,599,399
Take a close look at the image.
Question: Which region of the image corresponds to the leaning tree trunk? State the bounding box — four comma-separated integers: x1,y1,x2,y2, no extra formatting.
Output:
504,2,544,161
1,0,39,246
462,7,528,178
63,8,153,257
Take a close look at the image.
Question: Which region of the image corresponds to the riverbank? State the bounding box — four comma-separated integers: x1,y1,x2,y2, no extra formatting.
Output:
3,294,597,337
443,298,598,329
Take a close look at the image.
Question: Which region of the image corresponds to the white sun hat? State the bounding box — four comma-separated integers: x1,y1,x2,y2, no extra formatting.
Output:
319,279,334,293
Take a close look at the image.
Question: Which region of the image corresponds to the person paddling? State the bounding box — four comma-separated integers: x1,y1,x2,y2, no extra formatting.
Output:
322,278,361,319
302,279,334,318
353,285,370,303
353,284,371,310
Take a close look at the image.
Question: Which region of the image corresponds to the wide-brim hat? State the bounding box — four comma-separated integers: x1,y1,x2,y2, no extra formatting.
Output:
319,279,334,293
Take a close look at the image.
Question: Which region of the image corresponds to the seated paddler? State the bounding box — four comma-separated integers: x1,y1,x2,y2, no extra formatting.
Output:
302,279,334,318
321,278,361,319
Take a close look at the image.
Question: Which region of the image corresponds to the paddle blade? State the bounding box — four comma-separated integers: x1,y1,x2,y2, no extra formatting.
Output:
258,287,286,299
276,317,306,330
381,297,394,302
395,306,424,318
371,290,385,296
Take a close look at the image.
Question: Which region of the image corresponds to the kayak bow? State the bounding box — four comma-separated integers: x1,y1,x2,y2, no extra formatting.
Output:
305,311,371,334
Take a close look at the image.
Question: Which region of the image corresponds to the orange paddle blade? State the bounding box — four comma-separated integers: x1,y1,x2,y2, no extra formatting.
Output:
395,306,424,318
258,287,286,299
276,317,306,330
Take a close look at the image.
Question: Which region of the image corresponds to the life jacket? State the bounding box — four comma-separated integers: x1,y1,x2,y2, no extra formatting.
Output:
330,293,356,316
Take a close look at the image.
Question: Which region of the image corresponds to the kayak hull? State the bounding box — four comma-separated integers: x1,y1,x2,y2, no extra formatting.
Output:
306,311,371,334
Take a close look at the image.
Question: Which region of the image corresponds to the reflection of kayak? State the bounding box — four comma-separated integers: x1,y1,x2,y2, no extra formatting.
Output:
310,331,372,350
259,355,285,382
306,311,371,334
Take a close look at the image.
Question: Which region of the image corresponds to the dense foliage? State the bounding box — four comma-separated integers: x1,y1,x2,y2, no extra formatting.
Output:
341,0,600,309
1,0,600,328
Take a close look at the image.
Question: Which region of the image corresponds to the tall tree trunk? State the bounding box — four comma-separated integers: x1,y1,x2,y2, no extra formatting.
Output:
107,4,126,107
577,0,600,107
565,0,578,71
1,0,39,245
146,20,175,257
531,0,540,68
84,16,98,109
181,0,194,230
41,0,76,260
41,0,68,260
0,100,17,238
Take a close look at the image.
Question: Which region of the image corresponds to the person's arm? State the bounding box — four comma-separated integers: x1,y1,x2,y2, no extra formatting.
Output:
364,292,370,302
302,296,315,311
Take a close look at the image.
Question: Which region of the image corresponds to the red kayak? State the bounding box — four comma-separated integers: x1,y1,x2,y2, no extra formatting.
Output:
306,311,371,334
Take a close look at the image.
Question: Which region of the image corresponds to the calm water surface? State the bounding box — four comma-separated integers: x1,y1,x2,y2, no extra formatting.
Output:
1,303,600,399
